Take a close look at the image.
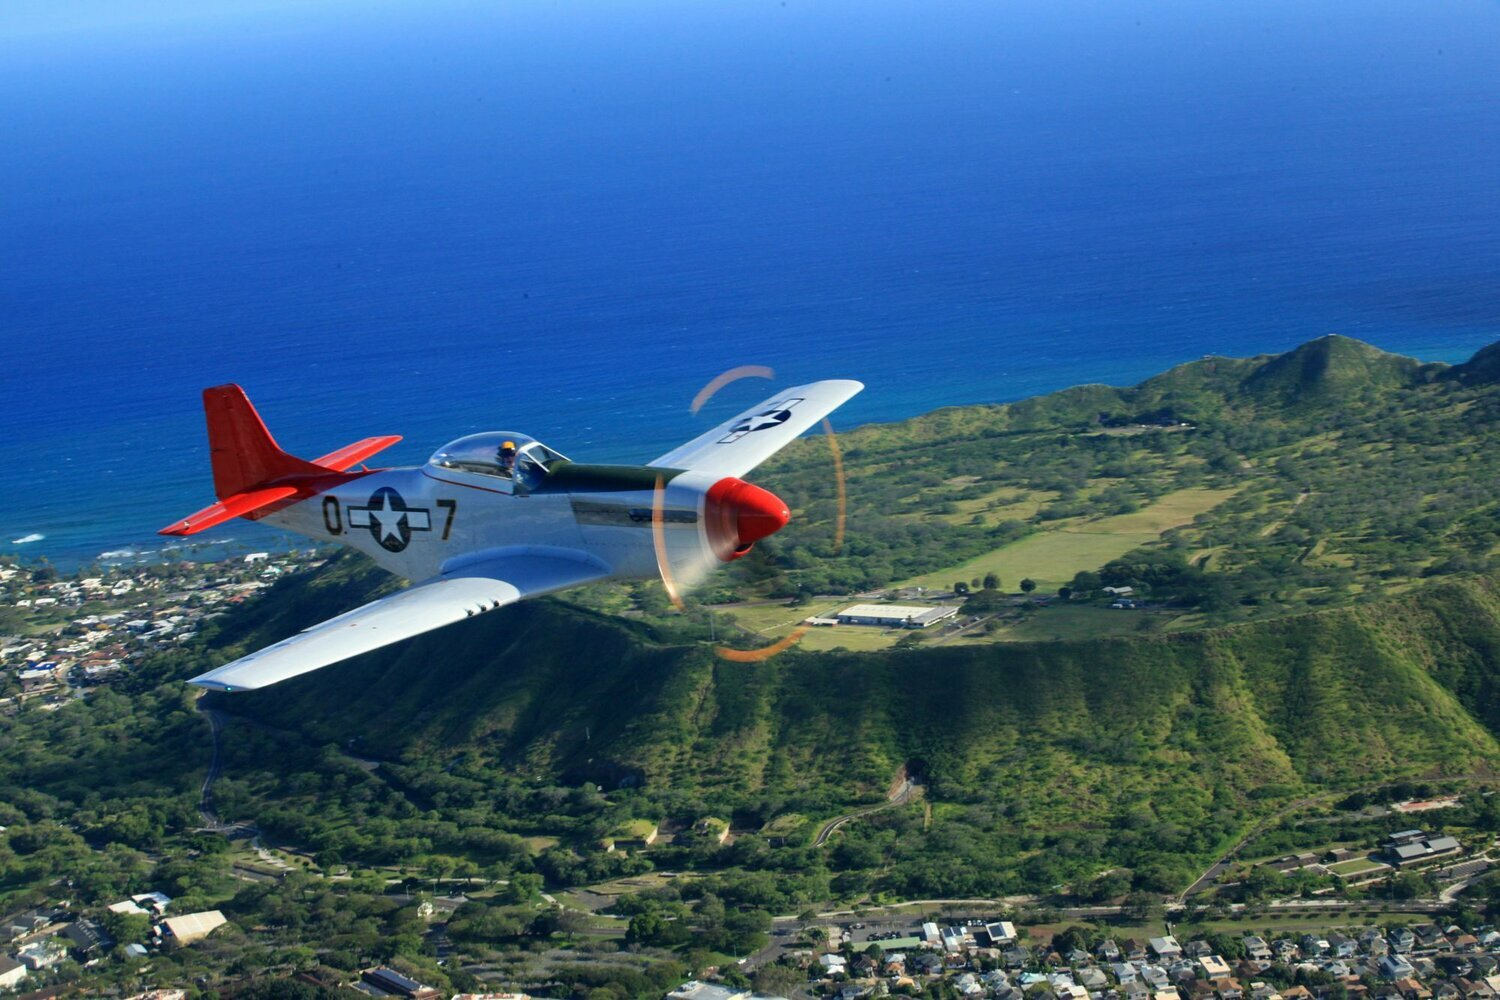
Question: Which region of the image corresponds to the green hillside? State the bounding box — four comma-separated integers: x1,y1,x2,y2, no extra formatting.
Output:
710,335,1500,628
163,334,1500,898
180,552,1500,897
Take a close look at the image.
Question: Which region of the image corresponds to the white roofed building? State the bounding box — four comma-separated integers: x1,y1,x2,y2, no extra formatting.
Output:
836,604,960,628
158,910,226,947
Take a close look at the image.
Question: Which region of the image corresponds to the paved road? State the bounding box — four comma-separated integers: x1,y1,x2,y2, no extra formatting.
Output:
1440,860,1492,903
195,696,233,831
813,780,917,847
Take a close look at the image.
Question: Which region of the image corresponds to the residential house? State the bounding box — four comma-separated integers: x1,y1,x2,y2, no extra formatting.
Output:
0,957,24,990
1234,961,1264,983
1439,958,1475,980
1415,926,1450,951
1152,937,1184,961
1302,935,1331,958
62,918,114,961
1391,930,1417,954
158,910,226,947
955,974,985,998
986,922,1019,946
1381,956,1417,981
1329,933,1358,959
1393,978,1432,1000
1079,968,1110,990
1169,961,1198,984
1201,957,1233,979
360,967,440,1000
1213,979,1244,1000
1244,938,1272,963
16,939,65,971
914,954,944,976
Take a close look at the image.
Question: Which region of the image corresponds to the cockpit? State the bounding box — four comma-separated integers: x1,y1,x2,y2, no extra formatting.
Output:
427,432,569,492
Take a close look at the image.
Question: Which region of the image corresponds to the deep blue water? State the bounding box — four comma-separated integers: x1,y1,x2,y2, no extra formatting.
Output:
3,0,1498,565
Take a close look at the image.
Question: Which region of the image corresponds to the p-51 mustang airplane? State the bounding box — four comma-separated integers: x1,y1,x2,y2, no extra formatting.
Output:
162,379,862,692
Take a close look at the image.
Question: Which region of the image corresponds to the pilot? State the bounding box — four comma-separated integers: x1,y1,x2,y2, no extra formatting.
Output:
497,440,517,477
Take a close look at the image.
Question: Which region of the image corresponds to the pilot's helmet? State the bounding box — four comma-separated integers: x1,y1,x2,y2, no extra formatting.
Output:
499,440,517,454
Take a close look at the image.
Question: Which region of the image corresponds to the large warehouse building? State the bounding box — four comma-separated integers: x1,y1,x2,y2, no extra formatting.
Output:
835,604,960,629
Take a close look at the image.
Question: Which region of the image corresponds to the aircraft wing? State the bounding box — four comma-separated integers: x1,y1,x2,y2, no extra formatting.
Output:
188,549,610,692
649,379,863,478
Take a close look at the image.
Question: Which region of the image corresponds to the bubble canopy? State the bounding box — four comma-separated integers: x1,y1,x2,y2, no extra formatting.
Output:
427,432,569,487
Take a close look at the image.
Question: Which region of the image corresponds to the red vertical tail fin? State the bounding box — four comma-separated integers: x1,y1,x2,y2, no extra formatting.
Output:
203,384,327,499
160,385,402,536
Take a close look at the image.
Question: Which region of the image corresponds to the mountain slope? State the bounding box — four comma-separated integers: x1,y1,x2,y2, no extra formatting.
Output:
199,555,1500,894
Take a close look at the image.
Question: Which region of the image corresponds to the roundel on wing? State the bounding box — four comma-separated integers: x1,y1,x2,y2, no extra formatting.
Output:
730,408,793,435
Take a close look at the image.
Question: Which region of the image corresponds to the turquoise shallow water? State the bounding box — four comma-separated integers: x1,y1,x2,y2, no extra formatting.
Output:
2,0,1498,563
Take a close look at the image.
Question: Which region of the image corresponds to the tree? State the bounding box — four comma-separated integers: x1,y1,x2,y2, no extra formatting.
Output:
1072,570,1101,592
755,961,807,998
982,573,1000,591
1058,586,1073,600
954,581,970,595
499,872,543,905
1019,578,1036,593
1121,891,1159,921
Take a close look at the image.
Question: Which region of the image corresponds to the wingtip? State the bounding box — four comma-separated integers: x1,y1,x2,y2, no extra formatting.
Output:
187,671,250,693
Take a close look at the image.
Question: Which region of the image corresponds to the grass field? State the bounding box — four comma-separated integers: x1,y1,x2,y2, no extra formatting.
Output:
796,625,903,652
900,487,1240,592
980,605,1168,643
1327,858,1387,877
721,601,841,635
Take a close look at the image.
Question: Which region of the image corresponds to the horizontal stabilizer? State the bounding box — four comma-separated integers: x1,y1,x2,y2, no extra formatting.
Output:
188,548,610,691
159,485,300,536
314,435,402,472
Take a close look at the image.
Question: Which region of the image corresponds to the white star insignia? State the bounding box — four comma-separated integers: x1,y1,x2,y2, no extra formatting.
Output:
367,493,405,542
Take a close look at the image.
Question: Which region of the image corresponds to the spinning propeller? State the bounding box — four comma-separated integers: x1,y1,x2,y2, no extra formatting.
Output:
650,366,849,660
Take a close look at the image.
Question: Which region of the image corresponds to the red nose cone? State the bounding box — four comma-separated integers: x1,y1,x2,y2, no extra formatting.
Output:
705,477,791,560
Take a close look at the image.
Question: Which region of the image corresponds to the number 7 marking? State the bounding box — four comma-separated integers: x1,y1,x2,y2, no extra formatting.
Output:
436,499,457,540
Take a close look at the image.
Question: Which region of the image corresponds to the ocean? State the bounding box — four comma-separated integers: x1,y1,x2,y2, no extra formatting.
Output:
3,0,1498,566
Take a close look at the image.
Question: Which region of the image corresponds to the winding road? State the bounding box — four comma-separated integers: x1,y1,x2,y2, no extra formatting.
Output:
813,778,918,847
196,695,236,832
